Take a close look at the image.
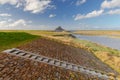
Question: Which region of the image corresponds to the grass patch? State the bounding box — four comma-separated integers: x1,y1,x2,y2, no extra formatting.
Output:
74,30,120,38
74,39,120,56
0,30,69,36
72,39,120,73
74,30,120,35
0,32,39,51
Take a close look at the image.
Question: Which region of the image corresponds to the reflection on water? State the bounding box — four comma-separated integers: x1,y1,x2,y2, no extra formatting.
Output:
75,34,120,50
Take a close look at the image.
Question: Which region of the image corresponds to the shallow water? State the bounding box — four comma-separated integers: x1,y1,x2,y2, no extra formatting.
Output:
74,34,120,50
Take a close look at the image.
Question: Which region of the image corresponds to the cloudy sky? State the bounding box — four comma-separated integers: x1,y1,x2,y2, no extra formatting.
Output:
0,0,120,30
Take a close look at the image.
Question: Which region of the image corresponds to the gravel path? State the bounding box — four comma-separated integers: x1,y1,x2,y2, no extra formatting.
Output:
0,53,107,80
0,38,117,80
18,38,117,74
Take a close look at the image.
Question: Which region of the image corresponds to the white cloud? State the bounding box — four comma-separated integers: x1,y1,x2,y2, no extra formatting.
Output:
0,13,11,17
107,9,120,14
74,10,104,20
7,19,13,22
0,0,54,14
0,19,31,29
9,19,27,27
49,14,56,18
28,20,32,23
74,0,120,21
0,21,8,27
0,0,17,5
101,0,120,15
101,0,120,9
30,25,56,30
24,0,52,13
76,0,86,6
